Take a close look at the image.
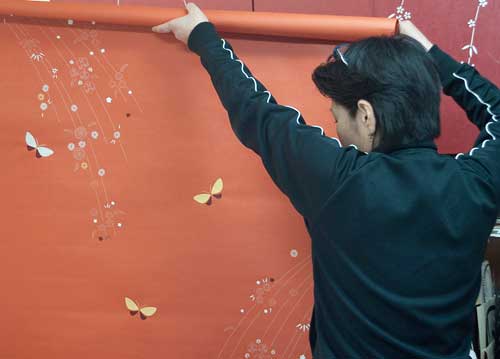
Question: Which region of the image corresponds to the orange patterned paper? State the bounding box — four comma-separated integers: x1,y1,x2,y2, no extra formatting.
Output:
0,3,395,358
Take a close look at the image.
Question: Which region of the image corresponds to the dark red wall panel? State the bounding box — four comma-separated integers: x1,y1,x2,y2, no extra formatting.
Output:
254,0,374,16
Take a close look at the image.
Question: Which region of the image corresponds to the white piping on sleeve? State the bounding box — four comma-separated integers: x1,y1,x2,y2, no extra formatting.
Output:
221,39,258,92
220,38,343,148
452,73,499,159
482,139,491,148
284,104,326,136
485,122,497,140
263,91,272,103
337,49,349,66
452,74,498,119
348,144,367,154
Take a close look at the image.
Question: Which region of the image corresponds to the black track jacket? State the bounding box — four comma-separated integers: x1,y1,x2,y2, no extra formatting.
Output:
188,22,500,359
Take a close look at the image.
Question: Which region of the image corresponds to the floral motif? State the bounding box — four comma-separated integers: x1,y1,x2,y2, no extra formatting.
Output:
461,0,489,64
249,277,276,314
73,29,101,47
388,1,411,21
19,38,45,61
74,126,88,140
90,203,126,241
109,64,129,97
69,57,97,94
245,339,273,359
72,147,86,161
64,123,97,172
19,38,40,52
296,323,311,332
103,208,126,227
92,223,111,241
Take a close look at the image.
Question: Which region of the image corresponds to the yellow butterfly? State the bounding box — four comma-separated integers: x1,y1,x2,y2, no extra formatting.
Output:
193,177,223,205
125,297,157,319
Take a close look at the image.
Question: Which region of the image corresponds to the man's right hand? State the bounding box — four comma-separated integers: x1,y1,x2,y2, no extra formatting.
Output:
152,2,209,46
398,20,434,52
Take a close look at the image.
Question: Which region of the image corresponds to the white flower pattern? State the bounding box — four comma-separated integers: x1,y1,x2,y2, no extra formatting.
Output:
462,0,489,64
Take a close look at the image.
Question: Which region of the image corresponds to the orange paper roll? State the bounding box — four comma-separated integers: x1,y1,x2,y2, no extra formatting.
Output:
0,1,397,41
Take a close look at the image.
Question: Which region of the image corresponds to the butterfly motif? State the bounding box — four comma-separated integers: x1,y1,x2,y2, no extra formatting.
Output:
25,131,54,158
125,297,157,319
193,178,223,205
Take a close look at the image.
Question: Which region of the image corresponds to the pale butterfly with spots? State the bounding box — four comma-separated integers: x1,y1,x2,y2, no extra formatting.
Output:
25,131,54,158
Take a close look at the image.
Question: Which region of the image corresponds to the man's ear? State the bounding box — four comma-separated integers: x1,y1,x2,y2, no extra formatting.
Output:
357,99,376,135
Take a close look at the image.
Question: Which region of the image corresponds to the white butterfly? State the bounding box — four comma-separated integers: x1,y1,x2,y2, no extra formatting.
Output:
25,131,54,158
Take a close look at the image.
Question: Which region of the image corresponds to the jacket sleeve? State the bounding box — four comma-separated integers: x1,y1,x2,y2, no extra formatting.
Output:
187,22,364,220
428,45,500,202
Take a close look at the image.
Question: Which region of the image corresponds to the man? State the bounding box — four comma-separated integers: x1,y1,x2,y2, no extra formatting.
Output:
153,5,500,358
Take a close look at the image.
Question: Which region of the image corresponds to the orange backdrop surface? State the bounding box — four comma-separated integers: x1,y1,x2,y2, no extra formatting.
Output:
0,3,395,358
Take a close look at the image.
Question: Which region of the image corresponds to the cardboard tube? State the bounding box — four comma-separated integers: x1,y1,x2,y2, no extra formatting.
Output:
0,1,397,41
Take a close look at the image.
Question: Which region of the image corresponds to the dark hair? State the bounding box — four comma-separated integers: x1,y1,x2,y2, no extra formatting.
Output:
312,35,441,152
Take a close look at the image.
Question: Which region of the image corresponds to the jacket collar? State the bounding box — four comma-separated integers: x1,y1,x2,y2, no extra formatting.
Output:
374,140,438,154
